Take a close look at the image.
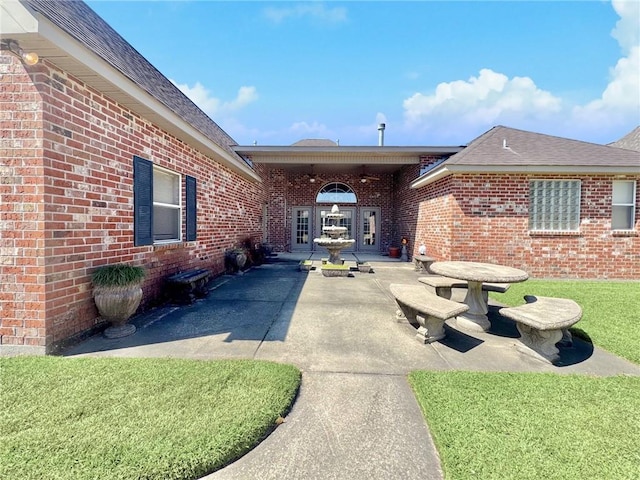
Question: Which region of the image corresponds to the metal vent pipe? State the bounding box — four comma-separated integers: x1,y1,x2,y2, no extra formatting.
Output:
378,123,386,146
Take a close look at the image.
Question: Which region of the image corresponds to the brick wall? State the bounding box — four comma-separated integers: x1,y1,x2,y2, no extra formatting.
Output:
399,170,639,279
262,168,394,251
0,52,47,352
1,55,265,353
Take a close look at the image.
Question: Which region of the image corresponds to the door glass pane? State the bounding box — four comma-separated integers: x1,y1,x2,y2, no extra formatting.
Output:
319,209,351,239
340,210,353,239
362,210,377,246
295,209,309,245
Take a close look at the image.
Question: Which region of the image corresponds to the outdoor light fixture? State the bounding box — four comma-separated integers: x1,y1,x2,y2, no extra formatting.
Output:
1,39,39,65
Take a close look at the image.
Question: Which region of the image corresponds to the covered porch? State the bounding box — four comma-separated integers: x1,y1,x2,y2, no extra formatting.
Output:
234,140,462,254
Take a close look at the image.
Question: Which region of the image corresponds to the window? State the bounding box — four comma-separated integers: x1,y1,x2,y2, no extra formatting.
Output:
316,182,357,204
529,180,581,231
153,166,181,242
134,156,197,246
612,180,636,230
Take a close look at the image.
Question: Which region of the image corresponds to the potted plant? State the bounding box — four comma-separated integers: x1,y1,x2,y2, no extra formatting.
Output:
224,246,248,273
92,264,145,338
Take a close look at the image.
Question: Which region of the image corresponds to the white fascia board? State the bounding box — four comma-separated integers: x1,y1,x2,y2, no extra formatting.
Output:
32,15,260,182
457,165,640,175
0,0,38,34
411,164,639,189
410,167,451,189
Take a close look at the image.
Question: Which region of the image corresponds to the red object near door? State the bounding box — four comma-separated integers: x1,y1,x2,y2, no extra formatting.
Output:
388,247,401,258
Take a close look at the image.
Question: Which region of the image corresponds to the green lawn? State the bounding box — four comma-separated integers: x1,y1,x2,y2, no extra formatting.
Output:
1,356,301,480
491,279,640,364
409,371,640,480
408,280,640,479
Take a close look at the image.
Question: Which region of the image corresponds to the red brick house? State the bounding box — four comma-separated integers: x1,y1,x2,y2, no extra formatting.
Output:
238,126,638,281
1,0,638,354
403,126,639,279
1,0,264,354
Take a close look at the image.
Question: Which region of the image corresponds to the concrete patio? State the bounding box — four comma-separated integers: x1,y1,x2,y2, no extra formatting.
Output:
62,254,640,480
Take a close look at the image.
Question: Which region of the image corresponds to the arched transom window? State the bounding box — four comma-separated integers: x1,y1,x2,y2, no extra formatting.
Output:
316,182,357,204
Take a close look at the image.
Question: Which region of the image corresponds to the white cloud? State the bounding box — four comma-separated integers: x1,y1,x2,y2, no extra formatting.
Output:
288,120,330,137
399,1,639,144
611,0,639,53
170,80,258,117
571,2,640,132
402,68,561,132
264,3,347,24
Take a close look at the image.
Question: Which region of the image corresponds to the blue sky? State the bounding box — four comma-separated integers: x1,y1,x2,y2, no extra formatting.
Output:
87,1,640,146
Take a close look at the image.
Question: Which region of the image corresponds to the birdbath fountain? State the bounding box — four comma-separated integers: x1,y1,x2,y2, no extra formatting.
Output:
314,204,355,265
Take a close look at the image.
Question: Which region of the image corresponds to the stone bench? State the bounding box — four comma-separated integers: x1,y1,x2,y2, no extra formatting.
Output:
418,276,510,301
390,284,469,344
413,255,435,272
166,268,211,304
499,295,583,363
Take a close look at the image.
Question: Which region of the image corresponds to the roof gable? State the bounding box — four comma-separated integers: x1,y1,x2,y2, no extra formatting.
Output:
16,0,253,174
444,125,640,168
609,126,640,152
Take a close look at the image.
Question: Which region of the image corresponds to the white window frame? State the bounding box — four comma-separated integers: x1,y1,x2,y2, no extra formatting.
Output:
612,180,636,231
153,165,182,243
316,182,357,204
529,180,581,232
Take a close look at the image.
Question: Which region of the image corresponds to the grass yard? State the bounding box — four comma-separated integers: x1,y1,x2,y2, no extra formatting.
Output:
409,371,640,480
1,356,301,480
492,279,640,364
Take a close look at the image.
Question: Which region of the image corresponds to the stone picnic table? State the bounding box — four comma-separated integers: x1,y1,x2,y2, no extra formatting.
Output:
429,261,529,332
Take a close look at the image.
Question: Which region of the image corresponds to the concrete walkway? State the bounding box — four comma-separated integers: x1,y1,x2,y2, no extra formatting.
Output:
63,253,640,480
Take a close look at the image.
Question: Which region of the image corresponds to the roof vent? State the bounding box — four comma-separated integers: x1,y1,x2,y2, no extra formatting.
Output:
378,123,386,146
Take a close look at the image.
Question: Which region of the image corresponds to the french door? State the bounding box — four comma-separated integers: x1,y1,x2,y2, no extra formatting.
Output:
358,207,380,251
291,206,312,251
291,206,382,252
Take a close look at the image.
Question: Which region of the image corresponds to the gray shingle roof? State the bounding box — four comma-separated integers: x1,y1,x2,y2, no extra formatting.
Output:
22,0,242,162
609,126,640,152
291,139,339,147
444,125,640,168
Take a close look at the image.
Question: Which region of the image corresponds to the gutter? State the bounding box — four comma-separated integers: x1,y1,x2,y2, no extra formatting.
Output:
411,164,640,189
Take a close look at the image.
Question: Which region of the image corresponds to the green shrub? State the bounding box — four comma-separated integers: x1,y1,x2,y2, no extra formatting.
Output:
91,264,145,287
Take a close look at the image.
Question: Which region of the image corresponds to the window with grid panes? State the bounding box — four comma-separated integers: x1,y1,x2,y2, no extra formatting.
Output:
529,180,581,231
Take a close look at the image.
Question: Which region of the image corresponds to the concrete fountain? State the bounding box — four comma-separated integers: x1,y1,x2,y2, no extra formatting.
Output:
314,204,355,266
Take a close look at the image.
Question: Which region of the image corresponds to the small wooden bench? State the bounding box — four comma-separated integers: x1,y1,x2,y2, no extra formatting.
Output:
390,284,469,344
413,255,435,272
499,295,583,363
418,276,510,301
166,268,211,304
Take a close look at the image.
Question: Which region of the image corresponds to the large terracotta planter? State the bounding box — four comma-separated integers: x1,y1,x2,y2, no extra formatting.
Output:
93,283,143,338
389,247,401,258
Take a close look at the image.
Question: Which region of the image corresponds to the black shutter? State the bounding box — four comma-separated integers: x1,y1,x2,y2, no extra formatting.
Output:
186,175,197,241
133,156,153,246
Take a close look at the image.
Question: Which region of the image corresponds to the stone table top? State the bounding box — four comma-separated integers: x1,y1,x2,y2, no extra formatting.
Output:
429,261,529,284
